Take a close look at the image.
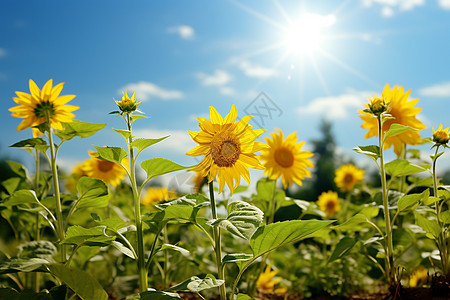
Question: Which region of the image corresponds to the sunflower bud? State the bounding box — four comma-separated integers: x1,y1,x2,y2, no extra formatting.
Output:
432,124,450,145
368,95,388,116
115,91,141,114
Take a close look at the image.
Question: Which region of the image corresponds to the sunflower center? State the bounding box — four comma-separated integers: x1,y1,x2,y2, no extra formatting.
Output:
343,173,354,184
97,160,115,172
326,200,336,211
34,101,56,118
274,147,294,168
211,135,241,168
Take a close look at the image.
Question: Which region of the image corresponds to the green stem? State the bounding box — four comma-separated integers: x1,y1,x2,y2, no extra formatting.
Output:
48,128,66,262
209,181,226,300
163,225,169,289
377,115,395,286
268,180,277,224
34,149,40,292
126,114,148,292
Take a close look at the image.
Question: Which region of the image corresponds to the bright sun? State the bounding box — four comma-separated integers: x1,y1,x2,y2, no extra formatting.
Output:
284,13,336,55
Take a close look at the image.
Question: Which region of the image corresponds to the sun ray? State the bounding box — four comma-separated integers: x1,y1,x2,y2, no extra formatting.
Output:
230,0,285,30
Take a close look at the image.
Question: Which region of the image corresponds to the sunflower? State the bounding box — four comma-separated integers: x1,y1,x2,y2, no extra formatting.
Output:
317,191,340,218
432,124,450,145
334,164,364,192
115,90,141,114
359,84,426,156
9,79,79,134
259,129,314,188
256,265,287,294
141,187,174,207
409,266,429,287
83,152,127,186
65,162,89,193
186,105,266,195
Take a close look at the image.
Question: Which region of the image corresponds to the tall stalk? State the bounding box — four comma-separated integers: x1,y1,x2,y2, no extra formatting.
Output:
377,115,395,286
125,114,148,292
33,149,40,292
209,181,226,300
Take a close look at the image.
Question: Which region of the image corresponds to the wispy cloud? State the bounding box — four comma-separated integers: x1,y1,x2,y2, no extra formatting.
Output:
419,82,450,98
133,128,195,155
297,90,374,120
439,0,450,9
0,48,7,58
197,69,232,86
362,0,425,17
167,25,195,40
238,60,278,78
119,81,183,101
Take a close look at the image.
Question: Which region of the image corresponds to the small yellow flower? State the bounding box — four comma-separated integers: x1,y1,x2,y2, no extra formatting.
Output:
432,124,450,145
115,90,141,113
317,191,340,218
83,152,127,186
334,164,364,193
367,95,388,115
141,187,174,207
9,79,79,133
259,129,314,189
360,84,426,156
186,105,266,195
257,265,287,294
409,266,428,287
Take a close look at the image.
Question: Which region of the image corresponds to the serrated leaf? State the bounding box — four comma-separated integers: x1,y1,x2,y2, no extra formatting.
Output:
54,120,106,142
167,274,224,293
384,123,418,140
47,263,108,300
385,159,426,177
76,177,109,209
62,225,115,247
353,145,380,161
131,136,169,156
113,128,132,140
141,158,189,182
9,138,49,153
414,211,440,239
208,201,263,240
1,190,40,207
397,190,429,213
250,220,333,258
93,145,127,164
328,237,357,263
0,258,49,274
17,241,57,259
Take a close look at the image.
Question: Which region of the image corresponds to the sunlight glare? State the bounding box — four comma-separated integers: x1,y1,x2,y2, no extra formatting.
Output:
284,13,336,55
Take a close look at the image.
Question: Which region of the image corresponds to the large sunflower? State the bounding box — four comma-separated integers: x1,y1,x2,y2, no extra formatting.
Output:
317,191,340,218
259,129,314,189
141,187,174,207
83,152,127,186
256,265,287,294
9,79,79,135
186,105,266,195
334,164,364,192
359,84,426,156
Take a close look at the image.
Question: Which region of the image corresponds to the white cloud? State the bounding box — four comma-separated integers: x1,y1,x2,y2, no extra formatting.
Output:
219,86,236,96
419,82,450,98
119,81,183,101
197,69,232,86
167,25,195,40
363,0,425,17
439,0,450,9
297,90,375,120
0,48,6,57
238,61,278,78
133,128,195,155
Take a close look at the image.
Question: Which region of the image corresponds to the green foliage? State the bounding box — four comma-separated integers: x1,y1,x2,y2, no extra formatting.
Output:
9,138,49,153
140,158,190,182
54,120,107,142
385,159,426,177
93,145,128,164
76,177,109,209
166,274,224,292
131,136,169,156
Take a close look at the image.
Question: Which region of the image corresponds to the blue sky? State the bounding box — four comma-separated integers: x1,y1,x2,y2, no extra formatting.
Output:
1,0,450,189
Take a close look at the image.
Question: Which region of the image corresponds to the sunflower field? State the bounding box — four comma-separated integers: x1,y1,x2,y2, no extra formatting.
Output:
0,77,449,300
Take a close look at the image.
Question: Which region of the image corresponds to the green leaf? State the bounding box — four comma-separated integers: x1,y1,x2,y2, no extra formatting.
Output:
7,161,28,178
54,120,107,142
113,128,131,140
208,201,263,240
160,244,190,257
46,263,108,300
18,241,57,259
423,196,440,206
143,205,194,224
0,258,49,274
333,206,379,232
131,114,150,123
138,290,181,299
353,145,380,161
222,253,253,264
385,159,426,177
111,241,135,259
236,295,254,300
9,138,49,153
328,237,357,263
414,211,441,239
439,210,450,224
93,145,127,164
397,190,429,213
131,136,169,156
167,274,224,293
76,177,109,209
2,190,40,207
250,220,333,258
141,158,190,182
384,123,418,140
2,177,23,195
61,225,115,247
92,215,128,231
